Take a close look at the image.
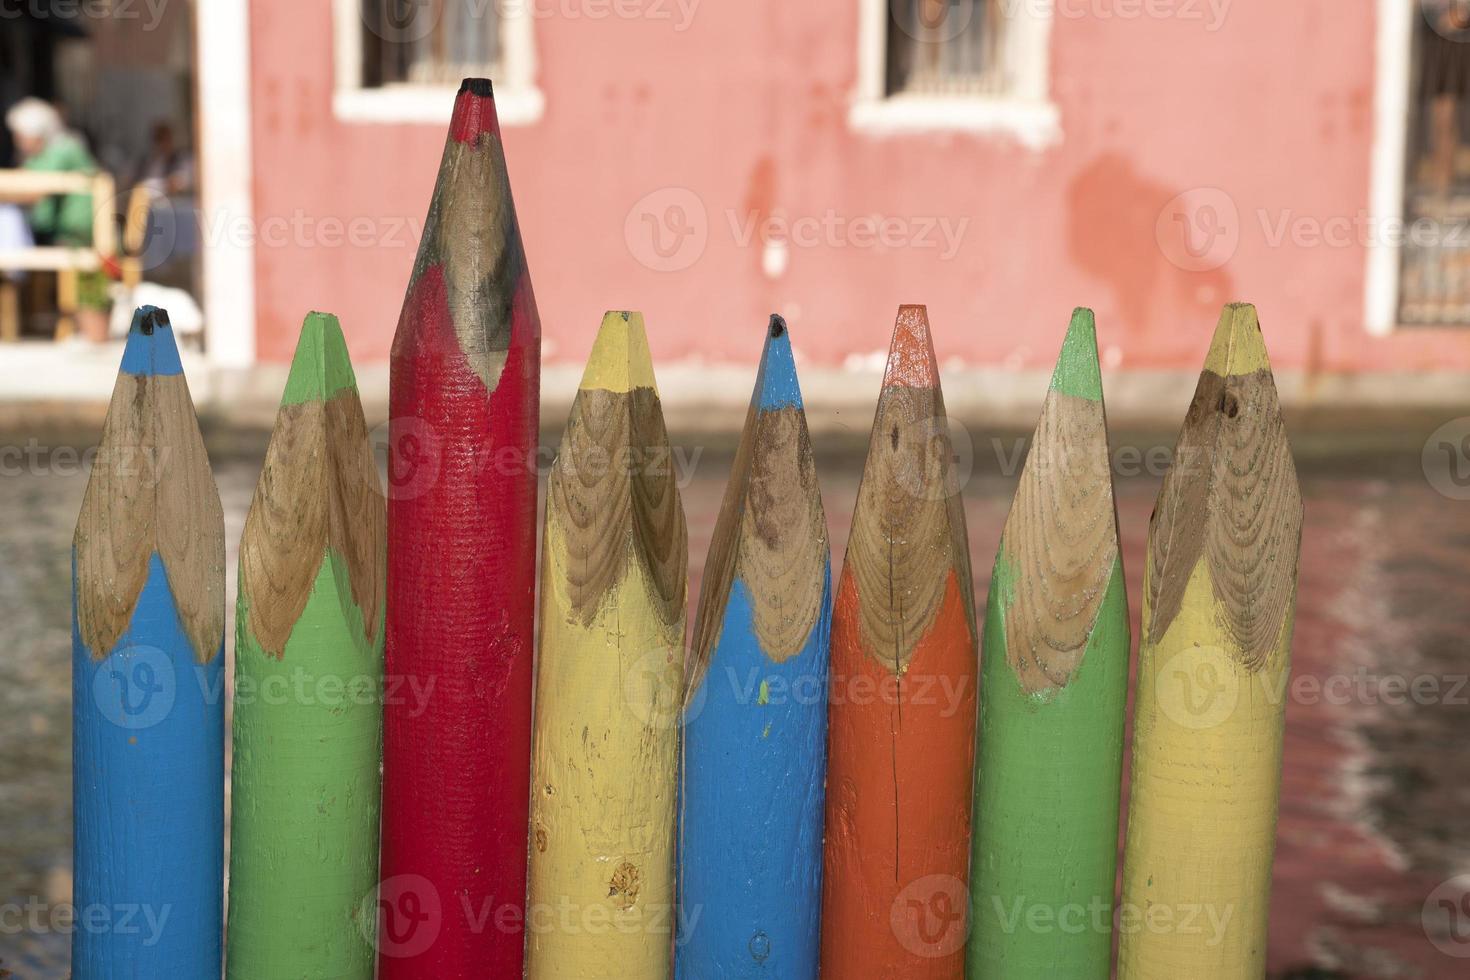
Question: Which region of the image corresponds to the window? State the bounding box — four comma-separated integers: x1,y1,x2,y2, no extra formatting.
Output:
361,0,500,88
1399,2,1470,324
886,0,1006,97
851,0,1057,146
334,0,542,125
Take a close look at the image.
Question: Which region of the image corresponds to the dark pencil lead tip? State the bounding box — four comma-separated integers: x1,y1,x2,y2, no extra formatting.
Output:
768,314,787,339
140,307,169,336
459,77,494,97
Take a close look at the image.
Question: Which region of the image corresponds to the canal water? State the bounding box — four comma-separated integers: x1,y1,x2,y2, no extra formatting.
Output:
0,424,1466,978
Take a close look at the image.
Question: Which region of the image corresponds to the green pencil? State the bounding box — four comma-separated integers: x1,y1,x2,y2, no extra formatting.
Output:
227,312,386,979
968,309,1131,979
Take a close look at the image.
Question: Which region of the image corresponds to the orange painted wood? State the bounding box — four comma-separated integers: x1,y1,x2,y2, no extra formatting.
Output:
820,305,978,978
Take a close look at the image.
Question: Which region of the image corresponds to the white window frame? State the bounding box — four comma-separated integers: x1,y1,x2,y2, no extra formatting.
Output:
850,0,1060,148
1364,0,1415,335
332,0,544,126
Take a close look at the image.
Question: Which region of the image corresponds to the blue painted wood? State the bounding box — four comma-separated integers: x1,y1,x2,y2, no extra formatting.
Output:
677,318,833,979
72,554,224,977
72,308,223,978
117,306,183,376
754,316,801,412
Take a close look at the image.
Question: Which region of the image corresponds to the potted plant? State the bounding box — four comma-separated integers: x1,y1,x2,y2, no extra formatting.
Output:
76,268,110,343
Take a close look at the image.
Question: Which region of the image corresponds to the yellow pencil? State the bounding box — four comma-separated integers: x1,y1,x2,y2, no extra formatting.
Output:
526,312,688,980
1119,304,1303,978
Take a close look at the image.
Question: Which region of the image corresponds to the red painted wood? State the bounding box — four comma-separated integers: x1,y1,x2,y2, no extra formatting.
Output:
449,84,500,145
379,83,541,978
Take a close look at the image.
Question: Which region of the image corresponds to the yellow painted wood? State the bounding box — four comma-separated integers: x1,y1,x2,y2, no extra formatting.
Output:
1118,560,1294,977
1203,303,1271,376
577,311,658,394
1119,303,1301,979
526,312,687,980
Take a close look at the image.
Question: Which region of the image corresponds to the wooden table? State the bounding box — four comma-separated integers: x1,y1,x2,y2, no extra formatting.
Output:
0,168,117,341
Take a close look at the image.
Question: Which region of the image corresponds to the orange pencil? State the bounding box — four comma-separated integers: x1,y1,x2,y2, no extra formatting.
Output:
821,305,978,978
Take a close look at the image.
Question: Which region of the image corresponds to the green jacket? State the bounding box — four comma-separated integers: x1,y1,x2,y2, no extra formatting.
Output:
25,133,98,246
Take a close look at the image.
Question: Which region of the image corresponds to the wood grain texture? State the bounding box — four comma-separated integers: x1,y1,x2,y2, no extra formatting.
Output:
228,313,385,980
527,312,688,980
677,316,832,979
968,310,1131,980
840,309,973,676
74,306,223,665
239,314,383,660
71,306,224,977
1119,304,1303,979
380,78,542,979
821,305,978,980
1144,307,1301,672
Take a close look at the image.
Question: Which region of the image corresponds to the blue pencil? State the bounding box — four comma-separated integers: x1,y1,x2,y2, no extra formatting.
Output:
71,306,225,977
677,315,833,978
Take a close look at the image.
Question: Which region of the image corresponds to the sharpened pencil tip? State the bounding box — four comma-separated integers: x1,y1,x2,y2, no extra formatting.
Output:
120,306,183,377
450,77,501,143
579,311,658,394
282,312,358,405
1203,303,1271,377
1049,308,1103,402
756,315,802,411
883,304,940,388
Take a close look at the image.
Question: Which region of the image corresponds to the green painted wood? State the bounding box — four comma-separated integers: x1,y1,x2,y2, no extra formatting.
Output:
280,310,359,405
967,311,1130,979
227,315,385,979
1049,308,1104,402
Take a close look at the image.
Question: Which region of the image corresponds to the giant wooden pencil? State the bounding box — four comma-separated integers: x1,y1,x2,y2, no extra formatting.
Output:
380,78,540,977
526,312,688,980
677,315,833,978
72,306,224,976
228,313,385,979
1118,304,1302,978
967,309,1130,979
821,305,978,978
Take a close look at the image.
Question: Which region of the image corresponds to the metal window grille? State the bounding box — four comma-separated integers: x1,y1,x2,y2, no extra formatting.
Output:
886,0,1007,97
1402,2,1470,324
362,0,501,89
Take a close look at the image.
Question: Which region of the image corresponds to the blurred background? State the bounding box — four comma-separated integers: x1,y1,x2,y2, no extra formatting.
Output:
3,0,1470,977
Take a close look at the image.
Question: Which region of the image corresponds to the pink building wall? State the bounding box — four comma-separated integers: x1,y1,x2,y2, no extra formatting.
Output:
247,0,1470,375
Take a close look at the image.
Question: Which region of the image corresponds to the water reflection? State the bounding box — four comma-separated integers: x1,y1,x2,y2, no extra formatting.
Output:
1,437,1466,977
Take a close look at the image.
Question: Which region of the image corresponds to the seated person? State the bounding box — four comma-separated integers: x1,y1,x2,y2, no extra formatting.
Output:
5,98,98,247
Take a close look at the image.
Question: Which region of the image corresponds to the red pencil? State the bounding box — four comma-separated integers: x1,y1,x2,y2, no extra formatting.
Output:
379,78,540,977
